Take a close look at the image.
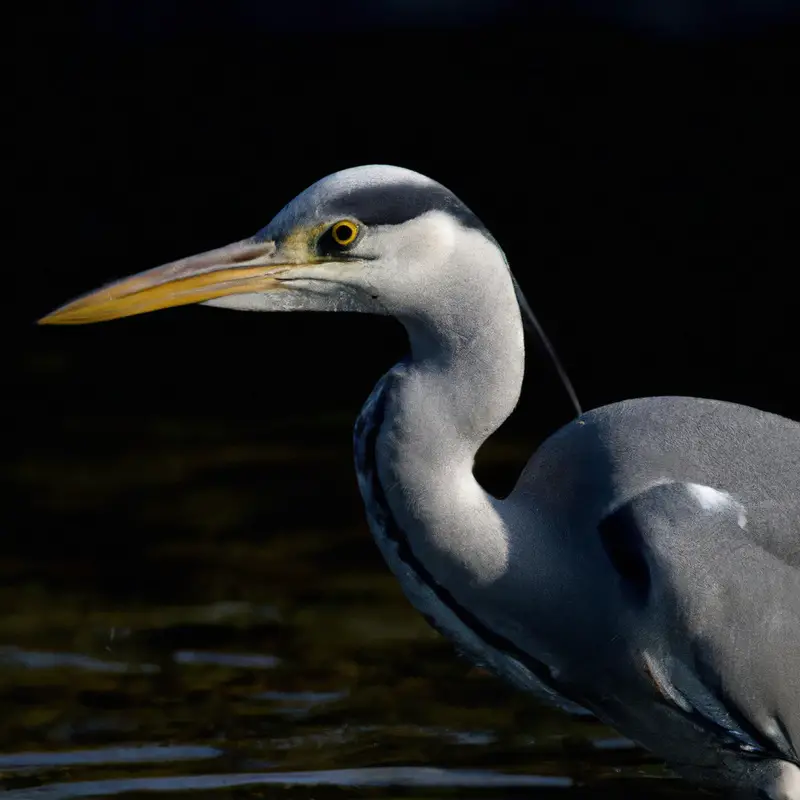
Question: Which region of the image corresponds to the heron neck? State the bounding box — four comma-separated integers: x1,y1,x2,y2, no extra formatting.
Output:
371,268,525,584
398,273,526,457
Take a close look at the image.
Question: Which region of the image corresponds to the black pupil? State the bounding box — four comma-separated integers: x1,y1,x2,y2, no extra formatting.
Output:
336,224,352,243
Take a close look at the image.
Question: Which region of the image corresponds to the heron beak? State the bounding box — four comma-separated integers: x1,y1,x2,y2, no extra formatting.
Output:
38,238,309,325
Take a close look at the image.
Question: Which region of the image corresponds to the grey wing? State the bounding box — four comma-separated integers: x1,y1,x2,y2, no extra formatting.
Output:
600,480,800,764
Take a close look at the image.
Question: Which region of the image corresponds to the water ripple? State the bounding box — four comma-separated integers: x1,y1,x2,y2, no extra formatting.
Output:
0,646,158,674
0,744,222,771
5,767,574,799
171,650,280,668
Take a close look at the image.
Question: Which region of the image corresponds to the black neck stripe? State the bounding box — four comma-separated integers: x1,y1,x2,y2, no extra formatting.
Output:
356,370,570,698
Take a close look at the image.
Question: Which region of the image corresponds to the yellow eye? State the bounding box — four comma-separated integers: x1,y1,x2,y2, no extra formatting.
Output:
331,220,359,247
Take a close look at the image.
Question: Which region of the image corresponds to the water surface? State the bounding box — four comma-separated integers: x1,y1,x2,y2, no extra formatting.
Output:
1,412,704,798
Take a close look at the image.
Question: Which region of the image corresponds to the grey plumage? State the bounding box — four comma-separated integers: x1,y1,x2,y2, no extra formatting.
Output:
40,165,800,798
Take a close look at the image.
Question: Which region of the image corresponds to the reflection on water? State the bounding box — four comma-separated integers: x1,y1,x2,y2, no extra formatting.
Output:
1,414,704,798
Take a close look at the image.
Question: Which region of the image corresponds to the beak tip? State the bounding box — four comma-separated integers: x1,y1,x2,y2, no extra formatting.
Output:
36,307,70,325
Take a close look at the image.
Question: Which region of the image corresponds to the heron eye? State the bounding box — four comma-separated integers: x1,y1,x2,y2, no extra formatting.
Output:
331,220,359,247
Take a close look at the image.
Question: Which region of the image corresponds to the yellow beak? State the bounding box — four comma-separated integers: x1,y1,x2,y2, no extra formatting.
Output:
38,238,300,325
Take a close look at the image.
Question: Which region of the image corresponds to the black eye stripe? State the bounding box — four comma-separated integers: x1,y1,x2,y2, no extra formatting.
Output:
328,181,487,232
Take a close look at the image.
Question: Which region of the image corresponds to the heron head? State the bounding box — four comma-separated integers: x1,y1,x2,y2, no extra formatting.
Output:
38,165,500,326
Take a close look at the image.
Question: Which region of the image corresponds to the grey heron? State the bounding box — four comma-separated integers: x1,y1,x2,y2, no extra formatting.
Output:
39,165,799,798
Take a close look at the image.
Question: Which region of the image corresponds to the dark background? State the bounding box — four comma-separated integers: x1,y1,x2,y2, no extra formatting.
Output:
2,5,799,793
9,1,800,511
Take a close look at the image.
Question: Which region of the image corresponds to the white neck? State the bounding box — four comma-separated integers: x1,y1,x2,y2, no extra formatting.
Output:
373,241,525,587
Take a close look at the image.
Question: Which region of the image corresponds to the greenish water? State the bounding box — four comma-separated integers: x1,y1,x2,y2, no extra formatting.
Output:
1,413,704,799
